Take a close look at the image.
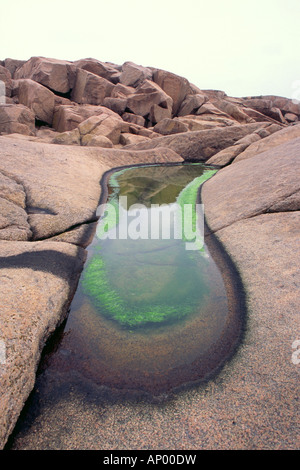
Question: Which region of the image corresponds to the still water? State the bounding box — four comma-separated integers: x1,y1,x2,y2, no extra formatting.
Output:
7,163,245,447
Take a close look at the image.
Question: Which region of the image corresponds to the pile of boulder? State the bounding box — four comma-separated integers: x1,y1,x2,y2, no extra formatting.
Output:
1,56,299,162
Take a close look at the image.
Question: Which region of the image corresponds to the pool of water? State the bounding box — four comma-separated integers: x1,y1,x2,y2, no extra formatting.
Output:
21,163,244,398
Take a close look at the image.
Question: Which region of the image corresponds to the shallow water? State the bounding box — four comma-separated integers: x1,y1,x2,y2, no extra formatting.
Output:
7,163,245,448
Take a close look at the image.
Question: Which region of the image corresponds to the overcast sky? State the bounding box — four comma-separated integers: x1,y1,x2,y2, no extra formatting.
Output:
1,0,300,99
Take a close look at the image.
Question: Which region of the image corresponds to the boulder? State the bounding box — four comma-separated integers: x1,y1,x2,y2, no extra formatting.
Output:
176,115,236,131
234,123,300,164
177,93,207,116
262,95,300,116
3,58,26,77
0,104,35,135
111,83,135,98
81,134,113,147
119,61,152,87
71,68,114,105
124,122,269,161
103,96,127,115
0,83,5,105
241,106,282,124
206,132,262,167
77,114,108,136
127,79,173,120
202,89,227,100
73,58,120,82
212,99,254,123
0,65,12,97
14,57,76,94
52,128,81,145
52,104,120,132
196,101,233,118
285,113,298,123
153,118,189,135
202,136,300,232
16,79,55,125
76,113,128,145
87,115,128,145
122,112,145,127
205,143,248,167
153,69,191,115
119,133,150,146
148,104,172,124
243,96,300,120
126,124,158,139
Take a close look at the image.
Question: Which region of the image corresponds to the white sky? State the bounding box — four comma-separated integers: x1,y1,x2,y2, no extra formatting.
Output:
1,0,300,99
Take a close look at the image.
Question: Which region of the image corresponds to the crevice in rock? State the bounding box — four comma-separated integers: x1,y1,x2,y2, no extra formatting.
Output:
35,118,50,128
211,208,300,234
32,215,99,244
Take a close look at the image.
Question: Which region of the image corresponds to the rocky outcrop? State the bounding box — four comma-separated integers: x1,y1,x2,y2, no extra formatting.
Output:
199,133,300,449
0,55,299,450
123,122,270,161
233,123,300,164
2,55,298,154
202,137,300,232
0,240,86,448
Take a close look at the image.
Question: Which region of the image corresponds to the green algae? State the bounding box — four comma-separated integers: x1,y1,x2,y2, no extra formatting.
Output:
82,164,217,328
175,169,217,251
81,249,203,328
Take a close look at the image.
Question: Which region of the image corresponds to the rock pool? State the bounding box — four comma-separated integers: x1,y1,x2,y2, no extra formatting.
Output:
30,163,245,396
